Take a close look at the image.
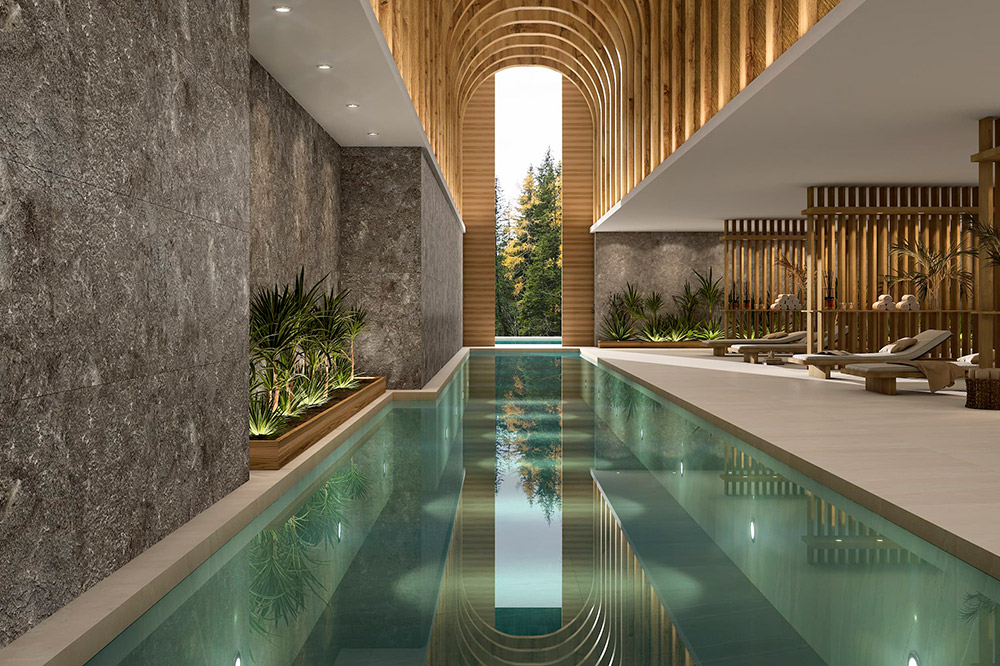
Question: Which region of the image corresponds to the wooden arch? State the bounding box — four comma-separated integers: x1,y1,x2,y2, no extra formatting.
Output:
369,0,842,220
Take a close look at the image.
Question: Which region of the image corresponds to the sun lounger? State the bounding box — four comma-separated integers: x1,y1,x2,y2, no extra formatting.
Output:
702,331,807,356
841,360,973,395
788,330,953,379
727,343,808,363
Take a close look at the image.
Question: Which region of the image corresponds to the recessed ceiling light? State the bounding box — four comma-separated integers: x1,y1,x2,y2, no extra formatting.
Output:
273,5,291,13
346,103,360,109
367,131,379,136
317,64,331,70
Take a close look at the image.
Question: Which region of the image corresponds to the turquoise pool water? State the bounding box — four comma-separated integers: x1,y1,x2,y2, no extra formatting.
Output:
85,353,1000,665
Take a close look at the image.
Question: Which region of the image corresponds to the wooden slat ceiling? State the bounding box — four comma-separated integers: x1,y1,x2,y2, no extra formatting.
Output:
368,0,842,222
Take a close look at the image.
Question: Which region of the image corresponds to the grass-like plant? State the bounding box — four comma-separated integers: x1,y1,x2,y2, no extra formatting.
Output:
600,294,634,341
887,239,974,309
774,254,807,296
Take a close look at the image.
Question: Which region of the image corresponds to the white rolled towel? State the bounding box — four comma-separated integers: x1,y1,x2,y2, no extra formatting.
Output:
872,301,893,311
876,294,894,303
901,294,919,304
896,300,918,311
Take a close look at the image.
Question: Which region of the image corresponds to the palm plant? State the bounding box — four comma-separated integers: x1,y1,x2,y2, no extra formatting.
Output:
774,254,807,297
621,282,644,318
887,239,975,309
694,269,724,321
964,213,1000,267
672,281,701,328
342,307,368,384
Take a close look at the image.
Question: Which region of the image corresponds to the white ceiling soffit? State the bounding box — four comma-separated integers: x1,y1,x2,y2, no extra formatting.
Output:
593,0,1000,233
249,0,464,228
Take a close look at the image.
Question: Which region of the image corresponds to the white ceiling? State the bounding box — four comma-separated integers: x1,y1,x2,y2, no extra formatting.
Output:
592,0,1000,232
249,0,463,226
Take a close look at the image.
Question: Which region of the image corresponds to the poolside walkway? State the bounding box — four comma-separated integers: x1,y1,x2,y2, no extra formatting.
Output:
582,347,1000,579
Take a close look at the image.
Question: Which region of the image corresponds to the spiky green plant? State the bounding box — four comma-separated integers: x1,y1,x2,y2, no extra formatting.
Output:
600,293,634,341
672,281,701,328
249,392,287,438
964,213,1000,267
336,459,371,501
638,313,676,342
694,269,724,321
887,239,975,309
694,319,724,340
343,307,368,382
960,592,999,624
621,282,644,318
643,291,665,318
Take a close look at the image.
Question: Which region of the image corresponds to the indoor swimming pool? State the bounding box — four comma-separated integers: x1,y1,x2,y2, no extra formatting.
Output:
83,352,1000,665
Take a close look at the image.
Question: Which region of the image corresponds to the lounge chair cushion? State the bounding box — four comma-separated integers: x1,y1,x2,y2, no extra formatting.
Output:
763,331,789,339
792,329,952,365
878,337,918,354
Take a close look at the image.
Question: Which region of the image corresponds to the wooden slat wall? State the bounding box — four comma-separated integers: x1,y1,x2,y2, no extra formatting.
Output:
975,117,1000,368
804,186,979,357
369,0,842,223
461,79,496,346
723,219,808,338
562,78,596,346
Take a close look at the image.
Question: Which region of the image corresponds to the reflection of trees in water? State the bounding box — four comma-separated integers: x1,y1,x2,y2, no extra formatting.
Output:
495,356,563,523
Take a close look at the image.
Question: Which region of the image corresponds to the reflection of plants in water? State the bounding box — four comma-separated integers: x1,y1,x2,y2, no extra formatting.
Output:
960,592,1000,623
495,357,563,522
249,461,368,634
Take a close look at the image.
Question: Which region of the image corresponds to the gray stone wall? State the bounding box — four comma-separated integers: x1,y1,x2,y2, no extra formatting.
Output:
249,59,342,291
339,148,463,389
0,0,250,647
594,232,723,334
420,156,463,384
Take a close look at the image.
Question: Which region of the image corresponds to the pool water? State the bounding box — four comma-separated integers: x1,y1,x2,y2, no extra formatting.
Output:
86,352,1000,666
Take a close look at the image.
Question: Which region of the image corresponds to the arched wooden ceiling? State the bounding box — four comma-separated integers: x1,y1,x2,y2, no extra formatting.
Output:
369,0,842,221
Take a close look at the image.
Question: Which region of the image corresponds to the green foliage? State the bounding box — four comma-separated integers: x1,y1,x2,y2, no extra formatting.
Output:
600,293,635,341
496,151,563,336
960,592,999,624
249,392,286,438
694,269,724,321
672,281,701,327
964,213,1000,267
249,271,368,437
249,462,369,633
495,180,520,335
887,239,975,308
600,268,727,342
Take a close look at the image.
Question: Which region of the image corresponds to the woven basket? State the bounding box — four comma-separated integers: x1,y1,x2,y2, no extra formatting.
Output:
966,376,1000,410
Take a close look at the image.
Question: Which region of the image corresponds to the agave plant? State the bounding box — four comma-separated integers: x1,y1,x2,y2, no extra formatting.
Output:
887,239,975,309
249,391,286,438
600,293,634,341
693,319,724,340
638,313,675,342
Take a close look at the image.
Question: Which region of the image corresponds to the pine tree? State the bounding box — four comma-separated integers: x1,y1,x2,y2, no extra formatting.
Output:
495,179,518,335
516,149,562,336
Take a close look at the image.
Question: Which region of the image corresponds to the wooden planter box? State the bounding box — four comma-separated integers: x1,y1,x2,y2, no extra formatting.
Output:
250,376,387,470
597,340,704,349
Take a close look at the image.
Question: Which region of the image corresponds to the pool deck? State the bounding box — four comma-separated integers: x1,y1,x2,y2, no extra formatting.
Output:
582,347,1000,580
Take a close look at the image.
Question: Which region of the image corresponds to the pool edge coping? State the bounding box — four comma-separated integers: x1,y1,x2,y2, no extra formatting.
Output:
0,347,479,666
581,347,1000,584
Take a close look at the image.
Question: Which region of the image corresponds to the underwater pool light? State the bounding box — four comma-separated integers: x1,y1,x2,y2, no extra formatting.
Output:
337,521,343,542
749,519,756,542
679,461,684,476
234,652,242,666
907,651,919,666
640,427,644,440
383,461,388,476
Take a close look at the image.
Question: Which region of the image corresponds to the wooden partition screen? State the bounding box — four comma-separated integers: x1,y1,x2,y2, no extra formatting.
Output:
973,117,1000,368
562,78,596,346
804,186,979,358
723,219,809,339
461,78,496,346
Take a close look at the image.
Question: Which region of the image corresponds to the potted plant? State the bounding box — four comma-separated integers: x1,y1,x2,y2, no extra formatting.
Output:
887,240,974,309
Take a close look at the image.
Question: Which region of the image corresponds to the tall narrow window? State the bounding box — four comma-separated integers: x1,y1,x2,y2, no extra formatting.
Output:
495,68,563,345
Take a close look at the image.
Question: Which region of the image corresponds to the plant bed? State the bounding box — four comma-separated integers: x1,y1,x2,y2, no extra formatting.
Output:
597,340,706,348
250,376,387,470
